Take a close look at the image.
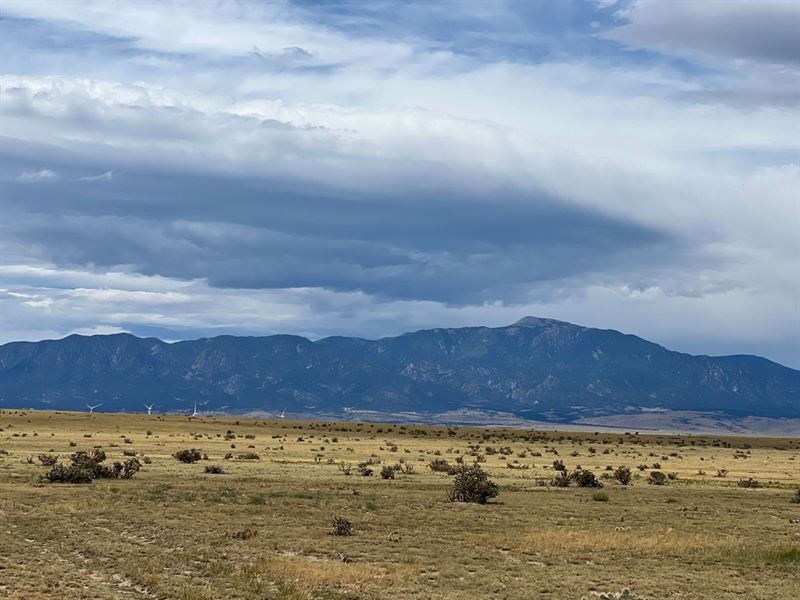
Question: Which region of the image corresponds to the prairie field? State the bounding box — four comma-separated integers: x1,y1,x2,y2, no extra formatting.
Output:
0,410,798,600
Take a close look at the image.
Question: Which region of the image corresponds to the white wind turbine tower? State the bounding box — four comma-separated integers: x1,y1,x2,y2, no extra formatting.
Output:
279,408,286,419
191,401,199,417
87,403,102,414
144,403,154,415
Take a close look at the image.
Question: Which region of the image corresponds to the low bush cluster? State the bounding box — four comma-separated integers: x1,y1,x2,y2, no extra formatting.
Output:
582,589,644,600
549,466,603,488
331,516,352,536
613,466,632,485
38,453,58,466
737,477,761,488
446,464,499,504
173,448,203,463
429,458,458,475
42,449,141,484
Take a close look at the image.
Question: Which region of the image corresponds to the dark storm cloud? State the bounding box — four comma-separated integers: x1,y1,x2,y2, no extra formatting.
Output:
607,0,800,67
1,138,675,305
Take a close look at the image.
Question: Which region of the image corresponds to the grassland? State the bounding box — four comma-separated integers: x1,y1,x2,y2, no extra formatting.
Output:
1,410,798,600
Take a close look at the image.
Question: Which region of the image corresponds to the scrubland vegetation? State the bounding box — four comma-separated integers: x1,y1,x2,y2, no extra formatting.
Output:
0,410,798,599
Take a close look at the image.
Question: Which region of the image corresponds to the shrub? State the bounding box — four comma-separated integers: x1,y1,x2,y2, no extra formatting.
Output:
791,489,800,504
228,528,257,540
237,452,260,460
553,459,567,472
331,516,352,536
122,449,137,457
38,453,58,466
173,449,203,463
380,465,396,479
572,468,603,488
43,464,92,484
582,589,644,600
550,470,571,487
429,458,457,475
119,458,141,479
397,462,415,474
592,491,609,502
613,466,632,485
648,471,668,485
446,464,499,504
70,450,108,477
42,450,139,483
204,465,225,474
737,477,761,488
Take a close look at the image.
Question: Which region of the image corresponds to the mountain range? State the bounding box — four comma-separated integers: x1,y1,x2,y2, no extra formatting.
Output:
1,317,797,429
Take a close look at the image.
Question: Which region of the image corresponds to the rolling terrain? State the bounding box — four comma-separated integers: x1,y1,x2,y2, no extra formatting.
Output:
0,410,798,599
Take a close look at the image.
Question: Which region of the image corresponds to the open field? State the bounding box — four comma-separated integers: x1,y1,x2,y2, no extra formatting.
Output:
1,410,798,600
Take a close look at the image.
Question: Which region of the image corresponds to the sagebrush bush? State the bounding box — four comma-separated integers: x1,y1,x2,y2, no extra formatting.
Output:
737,477,761,488
792,489,800,504
613,466,632,485
228,528,257,540
648,471,668,485
204,465,225,474
429,458,457,475
38,453,58,466
380,465,396,479
118,458,142,479
572,468,603,488
331,516,352,536
550,470,571,487
582,589,644,600
592,491,609,502
173,448,203,463
42,450,140,483
43,463,93,484
446,464,499,504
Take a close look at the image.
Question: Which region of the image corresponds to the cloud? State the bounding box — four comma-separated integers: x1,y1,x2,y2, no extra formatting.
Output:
78,170,114,182
601,0,800,108
0,1,796,368
16,168,57,182
605,0,800,66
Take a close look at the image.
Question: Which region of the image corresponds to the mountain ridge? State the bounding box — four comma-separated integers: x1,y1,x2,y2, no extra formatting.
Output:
1,317,797,423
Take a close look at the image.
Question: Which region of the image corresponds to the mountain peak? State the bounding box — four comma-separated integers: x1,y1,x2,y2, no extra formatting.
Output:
510,316,572,328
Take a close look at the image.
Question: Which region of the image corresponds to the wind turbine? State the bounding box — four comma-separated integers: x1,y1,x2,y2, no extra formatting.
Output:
191,401,199,417
144,403,154,415
87,403,102,414
279,407,286,419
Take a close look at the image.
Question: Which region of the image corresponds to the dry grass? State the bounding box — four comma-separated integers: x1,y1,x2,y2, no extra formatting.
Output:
0,409,798,599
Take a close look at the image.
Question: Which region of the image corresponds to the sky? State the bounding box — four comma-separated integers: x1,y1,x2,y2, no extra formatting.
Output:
0,0,798,367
